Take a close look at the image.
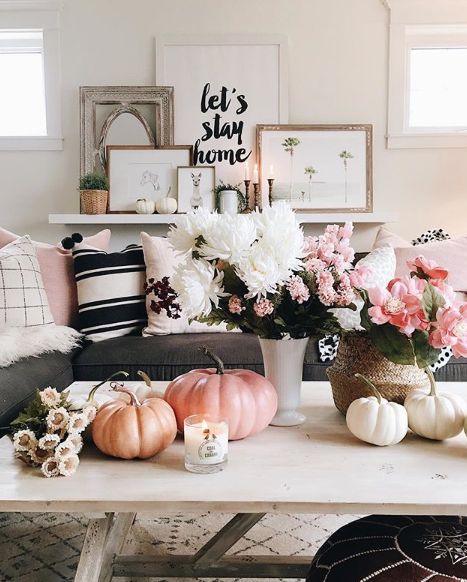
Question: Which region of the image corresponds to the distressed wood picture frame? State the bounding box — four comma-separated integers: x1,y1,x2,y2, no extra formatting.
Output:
80,86,174,175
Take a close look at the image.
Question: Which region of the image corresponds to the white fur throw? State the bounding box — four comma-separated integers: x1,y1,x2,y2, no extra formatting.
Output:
0,326,82,368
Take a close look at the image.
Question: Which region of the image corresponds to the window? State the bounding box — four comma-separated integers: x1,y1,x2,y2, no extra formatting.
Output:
0,2,62,150
386,0,467,148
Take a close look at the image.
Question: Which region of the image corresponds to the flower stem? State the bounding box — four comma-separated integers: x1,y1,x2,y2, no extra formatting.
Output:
425,367,437,397
201,346,225,375
354,373,383,403
87,371,129,402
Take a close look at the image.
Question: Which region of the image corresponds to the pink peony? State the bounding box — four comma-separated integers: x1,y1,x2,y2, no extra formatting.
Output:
228,294,245,315
430,279,458,308
253,298,274,318
286,275,310,304
429,304,467,357
407,256,448,281
368,279,427,335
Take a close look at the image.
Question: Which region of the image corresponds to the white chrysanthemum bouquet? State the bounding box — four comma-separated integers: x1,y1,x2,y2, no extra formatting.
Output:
147,202,364,339
10,386,96,477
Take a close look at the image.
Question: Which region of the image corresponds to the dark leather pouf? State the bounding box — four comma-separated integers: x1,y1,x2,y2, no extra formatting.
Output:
307,515,467,581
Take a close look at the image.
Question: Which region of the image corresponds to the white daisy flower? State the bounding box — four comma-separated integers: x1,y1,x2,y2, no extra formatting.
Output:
41,457,60,478
67,412,89,434
39,387,61,408
67,434,83,454
38,434,60,450
46,407,69,431
55,439,75,460
28,447,51,466
58,454,79,477
13,429,37,452
82,405,97,423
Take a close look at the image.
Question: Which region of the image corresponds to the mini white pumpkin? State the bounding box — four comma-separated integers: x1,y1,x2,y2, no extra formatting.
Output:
405,369,466,440
346,374,408,446
136,198,156,214
156,196,177,214
112,371,163,402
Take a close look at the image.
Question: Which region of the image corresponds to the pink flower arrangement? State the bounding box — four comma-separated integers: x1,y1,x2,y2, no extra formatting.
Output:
361,255,467,367
253,298,275,318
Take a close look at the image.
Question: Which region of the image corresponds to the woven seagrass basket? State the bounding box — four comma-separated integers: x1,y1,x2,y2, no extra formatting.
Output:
80,189,108,215
327,332,430,415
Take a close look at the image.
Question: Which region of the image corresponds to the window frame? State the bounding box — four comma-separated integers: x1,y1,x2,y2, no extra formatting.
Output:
0,0,62,150
386,0,467,149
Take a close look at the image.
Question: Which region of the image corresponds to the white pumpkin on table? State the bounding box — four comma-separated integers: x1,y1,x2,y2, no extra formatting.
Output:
404,369,466,440
346,374,408,446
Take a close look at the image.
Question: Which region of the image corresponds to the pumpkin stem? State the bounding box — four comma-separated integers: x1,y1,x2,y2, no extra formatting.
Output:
354,373,383,404
111,384,142,406
201,346,225,375
425,367,437,397
137,370,152,387
87,371,129,402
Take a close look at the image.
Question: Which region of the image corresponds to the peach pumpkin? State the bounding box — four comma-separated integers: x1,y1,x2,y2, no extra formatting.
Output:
164,348,278,440
91,385,177,459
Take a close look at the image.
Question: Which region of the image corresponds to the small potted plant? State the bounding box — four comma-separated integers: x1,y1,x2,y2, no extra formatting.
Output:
79,173,109,215
214,182,246,214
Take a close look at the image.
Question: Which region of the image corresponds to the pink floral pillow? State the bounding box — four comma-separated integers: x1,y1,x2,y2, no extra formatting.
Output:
0,228,111,327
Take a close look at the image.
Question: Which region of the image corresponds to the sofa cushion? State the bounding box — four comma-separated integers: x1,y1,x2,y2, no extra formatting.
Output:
0,352,73,428
72,333,327,381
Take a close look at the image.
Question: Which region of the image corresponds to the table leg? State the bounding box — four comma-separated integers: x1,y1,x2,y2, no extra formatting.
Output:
74,512,135,582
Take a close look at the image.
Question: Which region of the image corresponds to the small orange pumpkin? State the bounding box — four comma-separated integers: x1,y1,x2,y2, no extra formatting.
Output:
165,347,278,441
91,385,177,459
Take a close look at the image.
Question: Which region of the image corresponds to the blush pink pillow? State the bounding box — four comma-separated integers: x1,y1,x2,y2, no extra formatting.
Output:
373,227,467,292
0,227,111,327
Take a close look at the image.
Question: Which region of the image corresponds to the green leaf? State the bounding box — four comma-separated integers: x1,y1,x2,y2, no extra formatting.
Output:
368,323,417,365
422,284,445,321
412,329,441,368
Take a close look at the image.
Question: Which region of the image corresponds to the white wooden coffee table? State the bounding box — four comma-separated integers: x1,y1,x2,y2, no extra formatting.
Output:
1,380,467,581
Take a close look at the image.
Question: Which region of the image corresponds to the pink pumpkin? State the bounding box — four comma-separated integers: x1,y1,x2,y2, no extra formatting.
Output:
164,348,278,440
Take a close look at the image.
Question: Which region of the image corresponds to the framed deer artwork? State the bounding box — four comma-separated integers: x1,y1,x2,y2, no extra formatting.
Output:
106,145,192,213
177,166,216,213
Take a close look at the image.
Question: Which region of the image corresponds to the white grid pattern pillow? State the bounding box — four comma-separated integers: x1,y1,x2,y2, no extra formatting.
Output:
0,236,54,327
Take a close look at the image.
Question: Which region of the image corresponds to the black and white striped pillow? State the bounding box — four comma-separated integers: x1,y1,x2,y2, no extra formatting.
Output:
72,244,147,342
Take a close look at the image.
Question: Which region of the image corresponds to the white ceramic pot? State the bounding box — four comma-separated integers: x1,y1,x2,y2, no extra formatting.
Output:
219,190,238,214
259,337,309,426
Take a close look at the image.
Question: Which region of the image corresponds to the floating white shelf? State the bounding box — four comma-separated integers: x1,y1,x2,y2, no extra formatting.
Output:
49,212,397,225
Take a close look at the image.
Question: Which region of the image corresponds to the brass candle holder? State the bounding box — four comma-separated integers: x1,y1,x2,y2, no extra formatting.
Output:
243,179,253,212
267,178,275,206
253,183,261,210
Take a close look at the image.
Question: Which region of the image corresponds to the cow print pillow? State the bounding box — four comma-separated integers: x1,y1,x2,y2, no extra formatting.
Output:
318,229,453,372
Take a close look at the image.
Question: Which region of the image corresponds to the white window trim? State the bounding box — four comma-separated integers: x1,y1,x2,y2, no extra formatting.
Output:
386,0,467,149
0,0,62,150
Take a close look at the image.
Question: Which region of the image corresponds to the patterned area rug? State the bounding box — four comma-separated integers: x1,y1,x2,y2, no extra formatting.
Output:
0,512,358,581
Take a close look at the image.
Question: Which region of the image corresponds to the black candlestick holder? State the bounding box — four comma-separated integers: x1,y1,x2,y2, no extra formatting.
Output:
253,183,261,210
243,179,253,212
267,178,275,206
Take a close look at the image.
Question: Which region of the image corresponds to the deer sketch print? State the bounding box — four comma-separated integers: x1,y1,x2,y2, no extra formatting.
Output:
140,170,160,193
190,172,203,209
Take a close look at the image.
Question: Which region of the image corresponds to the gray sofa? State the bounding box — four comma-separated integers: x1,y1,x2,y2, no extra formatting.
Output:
2,333,466,428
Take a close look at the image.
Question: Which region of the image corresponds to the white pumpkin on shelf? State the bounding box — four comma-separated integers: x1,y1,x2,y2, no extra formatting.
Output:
405,369,466,441
156,187,177,214
135,198,156,214
346,374,408,446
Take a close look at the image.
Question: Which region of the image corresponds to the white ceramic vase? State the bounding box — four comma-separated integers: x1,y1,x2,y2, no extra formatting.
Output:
259,337,309,427
219,190,238,214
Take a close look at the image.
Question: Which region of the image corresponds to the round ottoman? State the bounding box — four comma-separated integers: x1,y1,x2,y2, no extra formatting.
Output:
307,515,467,581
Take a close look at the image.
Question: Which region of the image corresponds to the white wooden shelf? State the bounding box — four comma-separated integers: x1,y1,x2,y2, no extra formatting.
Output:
49,212,397,225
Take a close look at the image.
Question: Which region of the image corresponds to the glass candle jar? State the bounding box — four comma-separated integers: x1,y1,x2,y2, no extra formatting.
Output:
184,414,228,474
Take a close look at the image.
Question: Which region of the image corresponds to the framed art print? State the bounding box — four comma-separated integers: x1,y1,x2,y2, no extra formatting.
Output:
106,145,192,213
155,34,288,185
257,124,373,213
177,166,216,213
